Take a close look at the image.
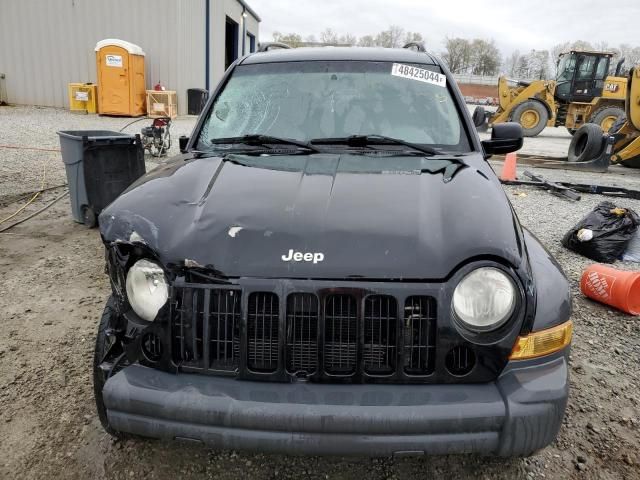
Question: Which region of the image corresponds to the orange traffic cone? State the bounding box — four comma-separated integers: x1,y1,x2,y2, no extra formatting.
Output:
499,152,517,181
581,264,640,315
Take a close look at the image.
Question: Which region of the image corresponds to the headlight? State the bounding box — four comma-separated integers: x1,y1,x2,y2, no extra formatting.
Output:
125,259,169,321
452,267,516,331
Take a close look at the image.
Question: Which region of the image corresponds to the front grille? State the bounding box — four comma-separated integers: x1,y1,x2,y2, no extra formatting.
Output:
170,285,439,381
171,287,240,371
324,294,358,375
247,292,279,372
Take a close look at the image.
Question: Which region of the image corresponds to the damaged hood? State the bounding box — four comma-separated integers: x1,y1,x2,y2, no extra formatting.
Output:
100,153,523,279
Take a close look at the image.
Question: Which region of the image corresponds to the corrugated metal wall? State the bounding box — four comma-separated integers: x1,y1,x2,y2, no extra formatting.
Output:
0,0,259,115
211,0,260,82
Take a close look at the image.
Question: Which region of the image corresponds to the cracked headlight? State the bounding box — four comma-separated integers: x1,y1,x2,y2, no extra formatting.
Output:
452,267,516,331
125,259,169,322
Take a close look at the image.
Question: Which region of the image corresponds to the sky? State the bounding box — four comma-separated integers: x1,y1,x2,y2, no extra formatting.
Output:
249,0,640,56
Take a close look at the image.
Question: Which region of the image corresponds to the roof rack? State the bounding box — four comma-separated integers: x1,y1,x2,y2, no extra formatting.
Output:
257,42,291,53
402,42,426,52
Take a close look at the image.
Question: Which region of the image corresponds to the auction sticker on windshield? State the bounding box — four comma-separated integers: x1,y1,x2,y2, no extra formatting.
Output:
391,63,446,87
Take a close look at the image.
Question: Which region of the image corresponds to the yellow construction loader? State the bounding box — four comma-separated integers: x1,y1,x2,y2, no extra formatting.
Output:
562,66,640,168
604,66,640,167
487,50,627,137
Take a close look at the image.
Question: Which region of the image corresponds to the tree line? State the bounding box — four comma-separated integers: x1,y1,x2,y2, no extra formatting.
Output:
505,41,640,80
272,26,423,49
271,27,639,80
440,38,501,76
272,27,501,75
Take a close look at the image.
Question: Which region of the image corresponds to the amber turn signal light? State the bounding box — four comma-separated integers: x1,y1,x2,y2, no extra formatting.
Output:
509,320,573,360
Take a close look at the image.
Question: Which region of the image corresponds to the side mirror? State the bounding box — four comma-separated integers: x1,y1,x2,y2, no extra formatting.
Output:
481,122,523,156
179,135,189,153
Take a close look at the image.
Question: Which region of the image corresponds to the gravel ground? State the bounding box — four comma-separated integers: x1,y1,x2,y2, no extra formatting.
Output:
1,105,639,480
0,105,197,202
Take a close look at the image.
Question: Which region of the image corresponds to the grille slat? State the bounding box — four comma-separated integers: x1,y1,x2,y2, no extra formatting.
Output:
324,294,358,375
191,291,199,362
171,288,240,371
363,295,397,374
142,333,163,362
446,345,476,376
208,290,240,370
202,289,210,367
173,288,204,363
403,296,437,375
247,292,279,372
286,293,319,374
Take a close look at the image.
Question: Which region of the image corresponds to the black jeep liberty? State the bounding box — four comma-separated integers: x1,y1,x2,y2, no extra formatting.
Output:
95,44,572,456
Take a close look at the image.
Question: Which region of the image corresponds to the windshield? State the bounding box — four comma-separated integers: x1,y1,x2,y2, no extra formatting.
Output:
197,61,471,152
556,54,576,83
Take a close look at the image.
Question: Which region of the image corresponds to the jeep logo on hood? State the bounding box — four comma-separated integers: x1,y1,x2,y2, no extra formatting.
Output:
282,249,324,264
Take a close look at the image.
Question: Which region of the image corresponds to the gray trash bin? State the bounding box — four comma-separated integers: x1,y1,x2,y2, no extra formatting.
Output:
57,130,145,227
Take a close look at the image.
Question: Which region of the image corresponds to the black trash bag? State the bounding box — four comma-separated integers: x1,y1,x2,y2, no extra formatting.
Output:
562,201,640,263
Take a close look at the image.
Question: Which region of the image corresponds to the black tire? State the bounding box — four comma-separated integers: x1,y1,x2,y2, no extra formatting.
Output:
93,297,123,437
589,106,625,133
568,124,605,162
566,128,577,136
82,206,97,228
511,100,548,137
472,106,486,127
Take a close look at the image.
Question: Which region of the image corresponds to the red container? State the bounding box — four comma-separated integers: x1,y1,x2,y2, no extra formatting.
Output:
581,264,640,315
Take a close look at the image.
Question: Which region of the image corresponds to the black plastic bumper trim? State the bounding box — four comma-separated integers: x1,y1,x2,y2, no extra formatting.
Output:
103,350,568,456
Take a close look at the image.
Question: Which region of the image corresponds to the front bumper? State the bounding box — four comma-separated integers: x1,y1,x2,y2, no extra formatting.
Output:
102,350,568,457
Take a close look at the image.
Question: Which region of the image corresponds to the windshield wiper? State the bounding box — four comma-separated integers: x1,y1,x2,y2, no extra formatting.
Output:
210,134,322,153
309,134,442,156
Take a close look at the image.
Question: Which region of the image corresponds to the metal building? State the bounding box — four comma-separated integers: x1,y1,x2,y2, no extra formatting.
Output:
0,0,260,115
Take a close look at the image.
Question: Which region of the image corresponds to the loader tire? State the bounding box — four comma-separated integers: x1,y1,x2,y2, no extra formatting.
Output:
568,124,605,162
511,100,548,137
472,106,489,132
589,106,625,133
472,106,486,127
